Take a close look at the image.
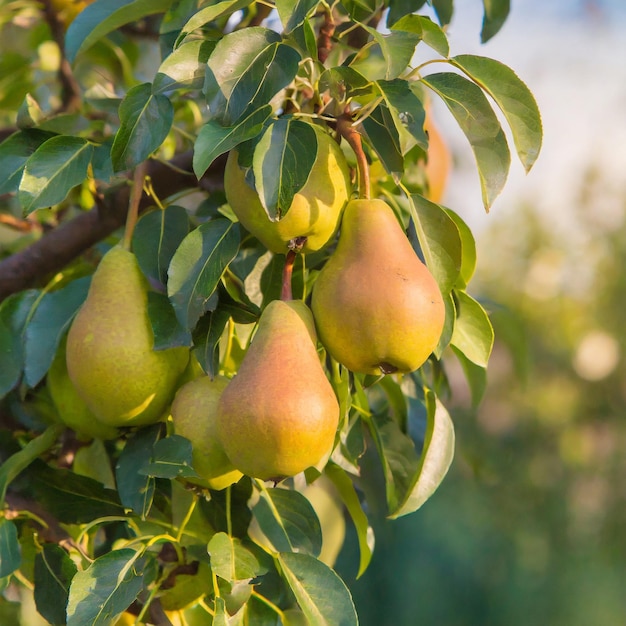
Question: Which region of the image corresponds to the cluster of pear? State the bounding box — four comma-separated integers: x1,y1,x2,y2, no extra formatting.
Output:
54,124,445,487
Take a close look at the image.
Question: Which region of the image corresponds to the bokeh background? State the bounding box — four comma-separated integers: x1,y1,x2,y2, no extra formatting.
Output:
335,1,626,624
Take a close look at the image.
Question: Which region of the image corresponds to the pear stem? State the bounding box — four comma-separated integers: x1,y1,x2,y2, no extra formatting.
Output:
337,111,370,200
281,250,297,301
122,163,148,251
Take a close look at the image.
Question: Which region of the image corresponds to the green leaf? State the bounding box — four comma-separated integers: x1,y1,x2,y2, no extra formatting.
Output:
252,487,322,557
115,424,161,518
213,596,229,626
445,208,476,288
481,0,510,43
276,0,318,32
66,549,148,626
451,54,542,172
422,72,510,210
325,463,373,578
451,346,487,407
252,118,317,219
204,28,300,125
192,308,231,378
19,136,93,214
193,104,272,178
361,105,403,174
0,129,56,195
450,290,494,367
389,390,455,518
132,205,190,288
111,83,174,171
0,424,65,506
277,552,358,626
207,532,261,582
408,194,461,296
0,519,20,578
390,14,449,57
147,292,192,349
376,78,427,153
386,0,428,28
139,434,199,479
168,219,240,331
176,0,253,44
200,479,253,538
65,0,175,63
319,67,372,104
23,276,91,387
28,462,124,524
34,544,78,626
432,0,453,26
153,39,216,94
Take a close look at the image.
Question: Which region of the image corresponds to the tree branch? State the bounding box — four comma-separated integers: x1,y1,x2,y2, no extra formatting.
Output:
0,152,227,303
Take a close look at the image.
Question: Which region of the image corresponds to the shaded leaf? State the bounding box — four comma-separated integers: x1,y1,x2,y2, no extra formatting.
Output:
139,434,199,479
319,67,372,104
34,544,77,626
452,346,488,407
451,54,542,172
450,290,494,367
66,549,148,626
422,72,510,210
390,14,449,57
168,219,240,330
278,552,358,626
153,39,216,94
176,0,253,44
276,0,319,32
386,0,428,28
24,276,91,387
389,390,455,518
408,194,461,296
445,208,476,288
200,479,253,538
481,0,510,43
115,424,161,517
205,28,300,125
325,463,374,578
355,26,420,81
192,308,231,378
111,83,174,171
0,129,56,195
361,105,403,174
19,136,93,213
132,205,190,287
252,118,317,219
193,104,272,178
66,0,175,63
432,0,453,26
0,519,20,578
252,487,322,557
147,291,192,349
208,532,262,582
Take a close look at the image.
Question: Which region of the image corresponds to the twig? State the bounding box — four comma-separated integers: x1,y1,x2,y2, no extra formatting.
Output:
317,9,336,64
336,111,370,199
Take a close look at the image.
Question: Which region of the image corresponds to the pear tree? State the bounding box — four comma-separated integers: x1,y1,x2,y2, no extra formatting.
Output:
0,1,541,624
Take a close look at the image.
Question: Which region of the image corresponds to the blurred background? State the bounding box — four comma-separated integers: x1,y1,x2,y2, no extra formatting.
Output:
336,1,626,624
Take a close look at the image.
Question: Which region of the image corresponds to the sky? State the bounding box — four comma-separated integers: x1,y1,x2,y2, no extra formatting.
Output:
428,0,626,241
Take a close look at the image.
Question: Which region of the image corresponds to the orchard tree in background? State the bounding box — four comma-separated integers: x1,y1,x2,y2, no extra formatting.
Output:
0,0,541,624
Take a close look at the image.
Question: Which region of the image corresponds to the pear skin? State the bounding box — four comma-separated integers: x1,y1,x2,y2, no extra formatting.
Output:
224,128,351,254
311,199,445,375
171,376,243,491
66,246,189,427
48,336,119,441
216,300,339,481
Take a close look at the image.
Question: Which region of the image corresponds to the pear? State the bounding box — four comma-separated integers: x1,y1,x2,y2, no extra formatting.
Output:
216,300,339,481
224,128,352,254
66,245,189,427
311,199,445,375
48,336,119,441
170,376,243,491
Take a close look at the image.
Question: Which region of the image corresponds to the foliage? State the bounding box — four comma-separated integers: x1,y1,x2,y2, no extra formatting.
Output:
0,0,540,624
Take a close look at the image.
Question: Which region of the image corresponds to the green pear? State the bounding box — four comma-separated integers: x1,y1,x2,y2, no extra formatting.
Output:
66,245,189,427
216,300,339,481
170,376,243,491
224,128,352,254
311,199,445,375
48,336,119,441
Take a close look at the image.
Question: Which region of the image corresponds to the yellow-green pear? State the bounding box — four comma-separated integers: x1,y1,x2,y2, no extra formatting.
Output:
311,199,445,375
48,336,119,441
66,245,189,427
224,128,352,254
216,300,339,481
170,376,243,491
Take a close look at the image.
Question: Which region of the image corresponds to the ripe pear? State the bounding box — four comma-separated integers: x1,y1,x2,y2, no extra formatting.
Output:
48,336,119,441
66,245,189,427
216,300,339,481
170,376,243,491
311,199,445,375
224,128,352,254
